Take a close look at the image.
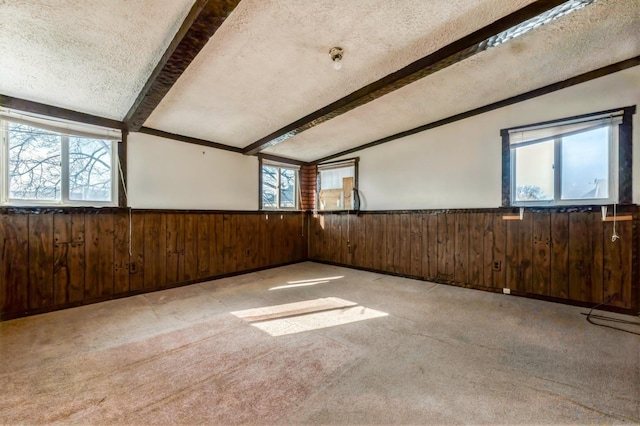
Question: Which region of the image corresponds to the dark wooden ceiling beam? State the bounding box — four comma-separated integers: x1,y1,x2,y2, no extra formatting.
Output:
124,0,240,132
257,153,308,167
242,0,581,155
139,127,243,153
139,128,310,167
312,57,640,165
0,94,125,130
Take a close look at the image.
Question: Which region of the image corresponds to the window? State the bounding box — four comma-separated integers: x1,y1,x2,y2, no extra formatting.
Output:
502,107,634,206
317,159,357,211
1,112,120,206
261,161,298,209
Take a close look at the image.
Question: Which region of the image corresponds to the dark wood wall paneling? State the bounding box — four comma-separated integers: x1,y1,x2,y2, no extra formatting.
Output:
0,211,306,320
309,211,639,312
3,209,638,319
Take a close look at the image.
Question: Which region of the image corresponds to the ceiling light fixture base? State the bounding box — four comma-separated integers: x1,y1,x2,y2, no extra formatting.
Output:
329,47,344,70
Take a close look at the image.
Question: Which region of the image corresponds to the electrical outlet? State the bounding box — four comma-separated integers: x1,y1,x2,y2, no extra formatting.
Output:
130,262,137,273
503,288,511,295
493,261,501,271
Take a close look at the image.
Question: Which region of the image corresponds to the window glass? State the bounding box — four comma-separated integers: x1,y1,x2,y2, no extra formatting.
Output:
319,167,354,190
505,110,625,207
560,127,608,200
514,140,554,202
260,163,297,209
279,168,296,208
8,123,62,200
261,165,278,209
1,118,117,206
69,137,112,201
317,162,356,210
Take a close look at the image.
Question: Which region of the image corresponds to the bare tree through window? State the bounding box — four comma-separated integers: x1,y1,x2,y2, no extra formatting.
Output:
261,165,296,209
262,165,278,208
6,122,113,202
69,137,112,201
8,123,61,200
279,168,296,208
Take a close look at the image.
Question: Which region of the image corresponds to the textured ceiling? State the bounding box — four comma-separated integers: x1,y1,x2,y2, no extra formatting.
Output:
145,0,537,147
0,0,194,120
263,0,640,161
2,0,638,162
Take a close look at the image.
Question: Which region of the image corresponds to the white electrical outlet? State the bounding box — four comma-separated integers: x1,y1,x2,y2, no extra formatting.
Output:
503,288,511,295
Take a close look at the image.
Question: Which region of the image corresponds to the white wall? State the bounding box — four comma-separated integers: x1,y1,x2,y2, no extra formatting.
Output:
127,132,258,210
348,66,640,210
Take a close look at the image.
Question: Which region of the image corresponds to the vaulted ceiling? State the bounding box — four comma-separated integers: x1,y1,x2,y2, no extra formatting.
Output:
1,0,638,163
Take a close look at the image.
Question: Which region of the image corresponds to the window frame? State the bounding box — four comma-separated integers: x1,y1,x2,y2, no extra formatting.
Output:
0,117,120,207
316,157,359,211
501,106,635,207
259,159,299,211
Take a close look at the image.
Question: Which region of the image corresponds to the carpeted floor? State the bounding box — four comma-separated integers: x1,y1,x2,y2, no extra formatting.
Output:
1,262,638,424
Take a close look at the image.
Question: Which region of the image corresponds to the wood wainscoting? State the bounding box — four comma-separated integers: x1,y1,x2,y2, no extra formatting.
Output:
0,210,307,320
2,207,638,320
308,210,639,312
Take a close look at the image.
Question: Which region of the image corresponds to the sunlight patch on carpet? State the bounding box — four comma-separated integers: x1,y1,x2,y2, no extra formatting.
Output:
269,275,344,291
231,297,388,336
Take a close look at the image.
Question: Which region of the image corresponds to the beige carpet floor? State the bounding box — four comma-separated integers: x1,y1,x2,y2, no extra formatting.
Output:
1,262,638,424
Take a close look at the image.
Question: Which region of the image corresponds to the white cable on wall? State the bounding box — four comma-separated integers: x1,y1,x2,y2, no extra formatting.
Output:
298,169,304,237
117,150,132,256
611,203,619,242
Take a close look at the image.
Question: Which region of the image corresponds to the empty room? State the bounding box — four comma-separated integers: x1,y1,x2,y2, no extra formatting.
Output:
1,0,639,424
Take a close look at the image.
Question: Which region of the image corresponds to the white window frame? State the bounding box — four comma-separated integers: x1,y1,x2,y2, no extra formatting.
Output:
505,110,625,207
260,160,299,210
0,114,119,207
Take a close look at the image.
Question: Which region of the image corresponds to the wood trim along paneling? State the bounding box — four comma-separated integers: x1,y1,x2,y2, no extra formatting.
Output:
312,57,640,164
0,94,125,130
242,0,584,155
4,206,637,216
310,205,640,215
124,0,240,131
0,207,308,215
